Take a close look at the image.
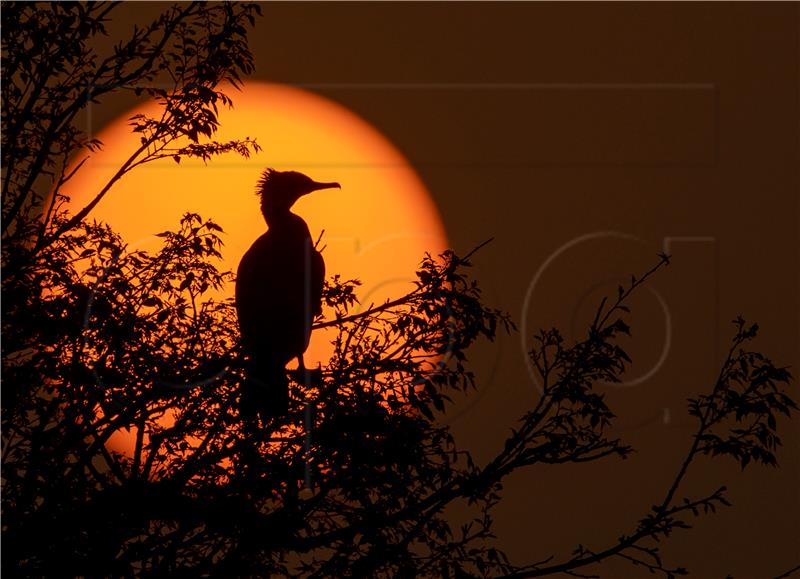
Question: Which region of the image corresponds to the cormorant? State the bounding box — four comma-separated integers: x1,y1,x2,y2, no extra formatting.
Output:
235,169,339,421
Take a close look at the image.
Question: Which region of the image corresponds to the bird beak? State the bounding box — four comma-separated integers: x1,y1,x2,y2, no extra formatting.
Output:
307,181,341,194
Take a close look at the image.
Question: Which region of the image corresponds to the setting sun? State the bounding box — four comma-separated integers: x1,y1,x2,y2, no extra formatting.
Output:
67,82,447,354
64,82,448,454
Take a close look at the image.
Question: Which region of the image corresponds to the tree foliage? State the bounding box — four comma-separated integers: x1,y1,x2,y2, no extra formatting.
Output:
1,1,261,264
2,3,797,578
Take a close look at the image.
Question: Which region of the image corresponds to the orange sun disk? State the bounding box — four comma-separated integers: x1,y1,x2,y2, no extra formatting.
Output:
65,82,448,455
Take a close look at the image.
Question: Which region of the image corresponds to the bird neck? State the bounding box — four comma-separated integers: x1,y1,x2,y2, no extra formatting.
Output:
262,205,308,233
262,203,293,227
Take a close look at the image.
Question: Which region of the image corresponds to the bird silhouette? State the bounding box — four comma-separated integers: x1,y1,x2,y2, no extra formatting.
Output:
236,169,340,422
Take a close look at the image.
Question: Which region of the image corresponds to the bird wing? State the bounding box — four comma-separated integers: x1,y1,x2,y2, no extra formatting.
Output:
235,235,275,350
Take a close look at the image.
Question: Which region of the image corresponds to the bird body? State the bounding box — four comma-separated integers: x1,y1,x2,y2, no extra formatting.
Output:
235,169,338,421
236,216,324,365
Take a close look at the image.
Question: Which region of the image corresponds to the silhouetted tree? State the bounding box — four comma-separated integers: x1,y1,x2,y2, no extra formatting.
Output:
2,4,797,578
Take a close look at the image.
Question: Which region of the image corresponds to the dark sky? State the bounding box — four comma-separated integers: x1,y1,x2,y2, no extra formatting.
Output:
103,3,799,576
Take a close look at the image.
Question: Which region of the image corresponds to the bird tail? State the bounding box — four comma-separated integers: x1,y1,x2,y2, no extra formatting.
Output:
240,358,289,424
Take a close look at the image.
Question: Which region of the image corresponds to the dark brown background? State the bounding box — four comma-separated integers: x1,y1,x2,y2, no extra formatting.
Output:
99,3,799,577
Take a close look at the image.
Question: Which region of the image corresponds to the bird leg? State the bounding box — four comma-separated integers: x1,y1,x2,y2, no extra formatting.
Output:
288,354,322,389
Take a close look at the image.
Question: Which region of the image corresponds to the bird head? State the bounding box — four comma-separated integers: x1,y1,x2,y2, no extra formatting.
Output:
256,168,340,217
